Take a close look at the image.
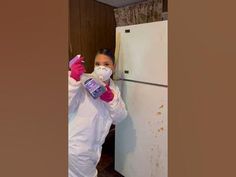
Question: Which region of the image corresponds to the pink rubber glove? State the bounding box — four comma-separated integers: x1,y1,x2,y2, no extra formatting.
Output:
70,56,86,81
100,85,114,102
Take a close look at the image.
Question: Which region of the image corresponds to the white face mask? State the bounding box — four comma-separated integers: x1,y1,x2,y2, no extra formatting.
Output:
94,66,112,81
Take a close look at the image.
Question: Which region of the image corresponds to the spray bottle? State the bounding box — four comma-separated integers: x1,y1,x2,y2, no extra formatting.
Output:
69,55,106,99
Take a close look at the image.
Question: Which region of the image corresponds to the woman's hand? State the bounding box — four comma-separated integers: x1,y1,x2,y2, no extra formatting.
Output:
100,85,114,102
70,56,86,81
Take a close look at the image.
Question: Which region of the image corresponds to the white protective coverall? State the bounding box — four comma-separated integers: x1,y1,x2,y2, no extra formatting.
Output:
68,73,127,177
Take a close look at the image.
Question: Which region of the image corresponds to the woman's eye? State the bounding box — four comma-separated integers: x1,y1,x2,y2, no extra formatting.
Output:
95,63,100,66
104,63,109,66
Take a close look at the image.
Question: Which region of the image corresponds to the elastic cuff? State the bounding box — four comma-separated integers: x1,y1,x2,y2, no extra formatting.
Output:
68,75,81,86
106,91,118,106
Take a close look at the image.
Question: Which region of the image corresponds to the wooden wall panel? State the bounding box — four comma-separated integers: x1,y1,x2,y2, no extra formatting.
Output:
69,0,115,72
163,0,168,12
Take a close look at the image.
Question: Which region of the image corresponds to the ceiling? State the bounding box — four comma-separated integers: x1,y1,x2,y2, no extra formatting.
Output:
96,0,146,7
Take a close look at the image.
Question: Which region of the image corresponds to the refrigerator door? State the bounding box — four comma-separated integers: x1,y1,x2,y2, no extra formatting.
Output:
115,80,168,177
116,21,168,85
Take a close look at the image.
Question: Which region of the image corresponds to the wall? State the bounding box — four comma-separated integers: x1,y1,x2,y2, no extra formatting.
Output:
69,0,116,72
163,0,168,12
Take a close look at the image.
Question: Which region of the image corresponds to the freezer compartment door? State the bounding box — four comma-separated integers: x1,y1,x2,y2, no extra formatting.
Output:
116,21,168,85
115,80,168,177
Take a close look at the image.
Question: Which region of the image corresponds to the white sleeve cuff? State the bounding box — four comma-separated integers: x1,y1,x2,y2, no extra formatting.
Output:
68,71,82,86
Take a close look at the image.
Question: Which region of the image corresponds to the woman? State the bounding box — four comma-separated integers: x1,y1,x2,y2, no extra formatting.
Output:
68,49,127,177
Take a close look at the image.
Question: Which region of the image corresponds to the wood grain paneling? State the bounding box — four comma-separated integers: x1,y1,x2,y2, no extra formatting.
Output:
163,0,168,12
69,0,116,72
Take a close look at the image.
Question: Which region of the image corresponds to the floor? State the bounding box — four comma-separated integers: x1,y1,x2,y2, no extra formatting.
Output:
97,126,124,177
97,153,123,177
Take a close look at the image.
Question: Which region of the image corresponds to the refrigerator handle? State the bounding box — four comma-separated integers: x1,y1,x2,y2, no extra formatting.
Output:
124,70,129,74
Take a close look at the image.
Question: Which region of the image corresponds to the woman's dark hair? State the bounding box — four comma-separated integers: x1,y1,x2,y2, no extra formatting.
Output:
96,48,115,64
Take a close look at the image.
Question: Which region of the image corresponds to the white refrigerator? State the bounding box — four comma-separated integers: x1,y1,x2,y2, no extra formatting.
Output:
114,21,168,177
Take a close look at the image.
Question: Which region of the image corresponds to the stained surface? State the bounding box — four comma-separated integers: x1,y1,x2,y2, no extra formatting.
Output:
114,21,168,177
115,81,168,177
